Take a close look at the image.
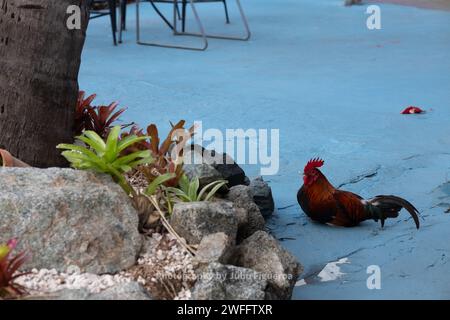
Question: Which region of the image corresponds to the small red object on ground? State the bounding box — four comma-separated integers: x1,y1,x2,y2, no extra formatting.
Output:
401,106,425,114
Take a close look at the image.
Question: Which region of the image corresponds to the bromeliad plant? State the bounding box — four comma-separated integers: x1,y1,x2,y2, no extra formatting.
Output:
122,120,196,189
75,91,131,138
75,91,97,135
57,126,153,196
0,239,29,299
166,174,227,202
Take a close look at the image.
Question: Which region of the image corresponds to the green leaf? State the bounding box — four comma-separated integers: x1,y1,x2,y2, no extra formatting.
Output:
166,187,191,202
57,143,99,160
145,173,176,195
125,157,153,169
188,177,200,201
197,179,223,201
166,190,173,214
82,130,106,153
60,150,92,163
117,135,150,153
57,125,151,196
104,126,121,162
203,180,228,201
178,174,190,193
118,164,132,172
112,150,152,167
64,148,107,168
60,152,89,168
0,244,10,260
77,135,104,155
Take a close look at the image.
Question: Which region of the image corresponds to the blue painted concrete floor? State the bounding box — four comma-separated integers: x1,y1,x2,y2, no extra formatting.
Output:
79,0,450,299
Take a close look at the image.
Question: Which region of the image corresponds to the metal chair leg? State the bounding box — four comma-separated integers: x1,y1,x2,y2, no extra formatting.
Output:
223,0,230,24
136,0,208,51
108,0,117,45
122,0,127,30
181,0,230,31
149,0,175,29
176,0,250,41
176,2,181,20
181,0,187,32
119,0,124,43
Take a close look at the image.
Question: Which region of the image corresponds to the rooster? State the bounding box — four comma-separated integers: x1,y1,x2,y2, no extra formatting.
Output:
297,158,420,229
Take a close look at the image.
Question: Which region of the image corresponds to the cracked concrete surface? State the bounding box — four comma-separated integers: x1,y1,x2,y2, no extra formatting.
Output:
269,154,450,299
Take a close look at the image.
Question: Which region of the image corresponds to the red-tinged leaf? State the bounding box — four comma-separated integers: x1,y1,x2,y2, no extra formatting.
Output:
160,120,185,156
401,106,425,114
119,126,151,155
105,108,126,127
8,251,29,276
97,105,110,124
0,268,7,286
88,107,102,130
11,271,31,281
168,161,175,173
166,164,184,187
101,103,118,121
147,124,160,154
108,101,119,111
82,94,97,108
0,242,29,298
6,283,26,296
132,126,144,136
76,91,96,114
75,91,127,137
174,123,196,157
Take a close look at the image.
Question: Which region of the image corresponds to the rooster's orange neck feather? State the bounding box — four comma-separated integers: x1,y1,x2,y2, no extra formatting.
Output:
304,170,335,200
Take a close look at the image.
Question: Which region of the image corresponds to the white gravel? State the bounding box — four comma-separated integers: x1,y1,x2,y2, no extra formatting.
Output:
15,232,195,299
125,232,196,299
15,268,132,295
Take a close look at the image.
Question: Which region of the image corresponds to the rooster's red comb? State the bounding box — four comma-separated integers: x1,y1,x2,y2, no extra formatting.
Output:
304,158,324,173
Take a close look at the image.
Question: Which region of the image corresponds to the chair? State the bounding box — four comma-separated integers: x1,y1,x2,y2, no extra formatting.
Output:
89,0,118,45
134,0,250,51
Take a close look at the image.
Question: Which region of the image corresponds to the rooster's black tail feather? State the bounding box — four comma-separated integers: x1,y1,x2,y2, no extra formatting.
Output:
368,195,420,229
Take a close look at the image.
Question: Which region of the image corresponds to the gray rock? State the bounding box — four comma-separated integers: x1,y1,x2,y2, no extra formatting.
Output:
183,163,223,188
249,177,275,218
30,282,152,300
184,145,246,188
232,231,303,300
195,232,234,265
170,202,238,244
225,185,265,241
139,235,160,257
0,168,142,274
192,262,267,300
233,207,248,229
205,150,246,188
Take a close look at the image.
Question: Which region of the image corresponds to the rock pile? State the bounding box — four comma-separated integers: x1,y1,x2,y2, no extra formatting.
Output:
1,148,301,300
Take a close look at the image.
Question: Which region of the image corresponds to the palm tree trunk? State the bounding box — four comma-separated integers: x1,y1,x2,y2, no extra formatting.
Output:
0,0,89,167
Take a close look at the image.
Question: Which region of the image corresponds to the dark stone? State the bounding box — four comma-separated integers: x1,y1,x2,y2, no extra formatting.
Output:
249,176,275,218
